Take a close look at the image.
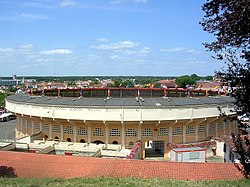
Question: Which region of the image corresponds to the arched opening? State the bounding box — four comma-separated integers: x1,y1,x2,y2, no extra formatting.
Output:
80,139,86,143
145,140,164,158
112,141,118,145
66,138,72,142
129,141,134,147
92,140,104,145
44,135,48,140
54,136,59,141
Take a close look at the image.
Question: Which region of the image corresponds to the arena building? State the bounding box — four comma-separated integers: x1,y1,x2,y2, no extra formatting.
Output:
5,88,237,159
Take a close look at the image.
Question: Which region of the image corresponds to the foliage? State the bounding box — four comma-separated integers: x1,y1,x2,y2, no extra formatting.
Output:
0,177,249,187
113,79,134,88
175,75,196,88
232,133,250,178
200,0,250,114
0,93,7,107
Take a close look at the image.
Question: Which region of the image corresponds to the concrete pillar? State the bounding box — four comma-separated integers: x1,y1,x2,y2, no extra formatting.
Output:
31,121,34,134
86,122,91,143
138,122,142,141
206,121,209,139
49,123,52,139
105,122,109,145
183,124,186,144
60,124,64,141
195,123,198,142
121,123,125,147
169,125,172,143
74,124,77,142
25,119,28,135
40,121,42,132
20,117,23,134
216,121,218,137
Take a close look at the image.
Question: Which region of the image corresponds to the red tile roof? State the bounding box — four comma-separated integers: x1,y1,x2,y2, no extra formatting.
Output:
0,151,244,180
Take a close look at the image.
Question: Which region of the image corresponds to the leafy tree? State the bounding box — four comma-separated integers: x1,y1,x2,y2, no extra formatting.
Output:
200,0,250,114
201,0,250,178
232,133,250,178
0,93,7,107
175,75,196,88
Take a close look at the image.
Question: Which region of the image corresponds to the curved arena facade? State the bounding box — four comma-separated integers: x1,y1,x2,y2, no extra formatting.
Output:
5,88,237,159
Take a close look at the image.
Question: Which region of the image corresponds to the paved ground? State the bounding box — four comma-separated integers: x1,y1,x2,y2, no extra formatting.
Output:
0,119,16,141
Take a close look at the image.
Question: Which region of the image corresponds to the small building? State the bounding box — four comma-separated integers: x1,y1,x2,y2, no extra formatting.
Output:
170,147,206,162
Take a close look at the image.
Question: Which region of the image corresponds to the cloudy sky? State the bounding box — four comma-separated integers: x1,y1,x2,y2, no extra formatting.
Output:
0,0,224,77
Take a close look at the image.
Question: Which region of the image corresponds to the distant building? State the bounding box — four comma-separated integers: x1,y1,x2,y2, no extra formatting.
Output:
0,76,20,86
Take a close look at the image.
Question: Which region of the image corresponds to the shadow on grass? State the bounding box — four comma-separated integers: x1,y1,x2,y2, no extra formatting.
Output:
0,166,17,177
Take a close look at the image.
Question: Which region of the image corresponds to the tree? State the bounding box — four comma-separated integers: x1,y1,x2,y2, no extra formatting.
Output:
0,93,7,107
201,0,250,178
200,0,250,114
232,133,250,178
175,75,196,88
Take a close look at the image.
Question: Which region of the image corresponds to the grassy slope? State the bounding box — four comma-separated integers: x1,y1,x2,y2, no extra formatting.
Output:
0,178,249,187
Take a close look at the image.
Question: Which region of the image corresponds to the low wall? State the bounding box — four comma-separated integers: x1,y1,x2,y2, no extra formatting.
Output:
0,151,244,180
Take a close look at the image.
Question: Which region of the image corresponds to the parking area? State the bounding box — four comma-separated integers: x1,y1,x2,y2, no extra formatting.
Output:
0,119,16,141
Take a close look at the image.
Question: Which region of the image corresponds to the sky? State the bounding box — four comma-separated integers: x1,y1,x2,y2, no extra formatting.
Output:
0,0,225,77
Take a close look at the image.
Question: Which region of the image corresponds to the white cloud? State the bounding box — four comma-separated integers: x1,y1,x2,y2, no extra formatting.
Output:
60,0,76,7
160,47,185,52
110,55,119,60
0,47,15,53
110,0,147,4
0,13,48,21
40,49,73,55
134,0,147,4
139,47,151,54
89,40,139,50
19,44,33,49
97,38,108,42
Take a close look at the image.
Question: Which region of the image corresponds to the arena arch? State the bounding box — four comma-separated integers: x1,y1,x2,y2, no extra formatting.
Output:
80,139,86,143
92,140,105,145
112,141,119,144
66,138,72,142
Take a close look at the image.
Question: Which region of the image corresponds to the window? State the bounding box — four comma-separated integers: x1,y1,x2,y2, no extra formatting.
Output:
173,126,182,135
93,127,104,136
64,125,73,134
129,141,134,146
43,124,49,132
126,128,136,136
28,121,32,128
142,128,153,137
158,127,168,136
78,126,87,136
34,122,39,129
218,122,223,129
189,152,199,159
186,125,195,134
209,124,216,132
198,124,205,133
110,128,120,136
53,124,60,133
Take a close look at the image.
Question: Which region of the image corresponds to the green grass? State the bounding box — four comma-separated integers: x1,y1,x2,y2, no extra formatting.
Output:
0,177,249,187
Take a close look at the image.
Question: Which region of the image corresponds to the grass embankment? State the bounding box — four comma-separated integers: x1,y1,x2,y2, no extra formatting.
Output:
0,178,249,187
